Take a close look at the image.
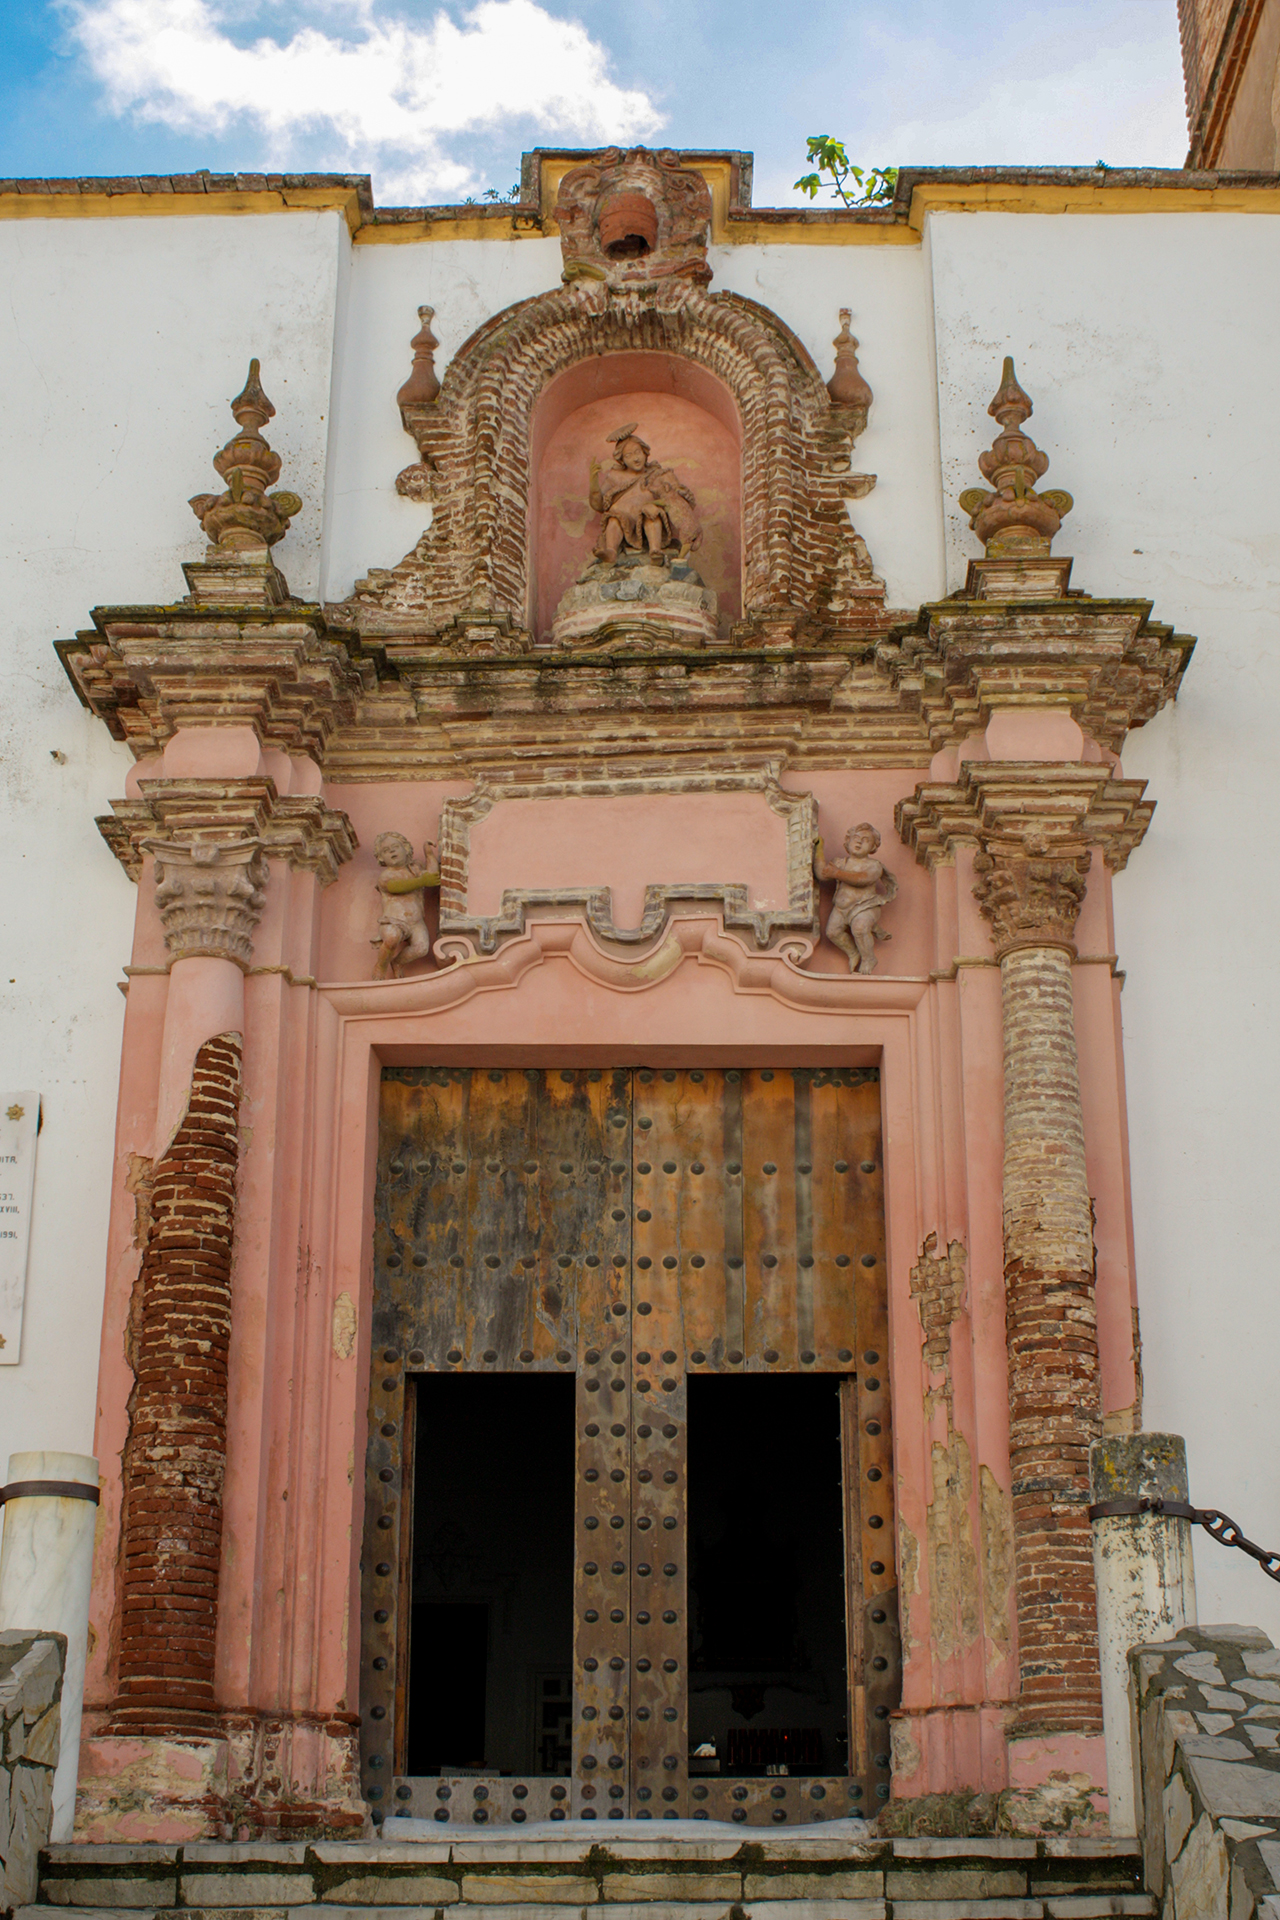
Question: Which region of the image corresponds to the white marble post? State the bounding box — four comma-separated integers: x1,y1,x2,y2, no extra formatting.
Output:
0,1450,100,1840
1090,1433,1198,1836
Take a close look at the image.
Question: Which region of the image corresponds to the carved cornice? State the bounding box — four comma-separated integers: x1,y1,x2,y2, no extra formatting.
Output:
875,593,1194,756
99,777,357,885
56,603,367,759
60,584,1195,784
895,762,1154,876
145,835,269,968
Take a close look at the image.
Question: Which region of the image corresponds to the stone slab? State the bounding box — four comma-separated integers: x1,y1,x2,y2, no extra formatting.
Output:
887,1870,1029,1899
15,1912,156,1920
1045,1901,1157,1917
322,1845,455,1865
1044,1843,1144,1861
754,1840,886,1863
183,1846,311,1865
1184,1757,1280,1819
181,1873,317,1906
459,1876,598,1904
453,1909,724,1920
1236,1680,1280,1703
44,1849,179,1867
173,1910,292,1920
744,1905,886,1920
744,1875,883,1900
448,1839,744,1863
891,1840,1038,1859
310,1910,465,1920
40,1878,175,1908
601,1874,740,1901
1035,1879,1143,1896
891,1905,1043,1920
324,1873,461,1904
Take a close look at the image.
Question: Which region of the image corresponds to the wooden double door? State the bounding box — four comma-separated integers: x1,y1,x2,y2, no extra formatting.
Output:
362,1067,899,1826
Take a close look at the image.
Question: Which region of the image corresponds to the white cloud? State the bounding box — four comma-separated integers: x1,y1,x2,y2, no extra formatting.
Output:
751,3,1187,207
67,0,664,200
861,40,1187,170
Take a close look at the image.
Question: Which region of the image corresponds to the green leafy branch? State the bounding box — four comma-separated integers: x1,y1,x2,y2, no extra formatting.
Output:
794,137,898,208
462,183,521,205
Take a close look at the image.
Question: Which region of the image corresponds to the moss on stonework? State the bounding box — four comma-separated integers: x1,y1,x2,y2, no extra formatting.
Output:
877,1778,1105,1836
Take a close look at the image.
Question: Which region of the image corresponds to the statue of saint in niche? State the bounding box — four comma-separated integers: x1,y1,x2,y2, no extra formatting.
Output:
588,425,703,566
552,422,717,646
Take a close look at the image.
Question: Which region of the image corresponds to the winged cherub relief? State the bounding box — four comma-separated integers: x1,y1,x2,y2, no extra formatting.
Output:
588,424,703,565
371,832,440,979
813,822,898,974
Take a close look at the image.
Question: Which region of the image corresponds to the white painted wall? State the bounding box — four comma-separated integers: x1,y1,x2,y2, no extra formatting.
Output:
711,241,946,609
927,210,1280,1643
322,235,563,602
0,208,345,1480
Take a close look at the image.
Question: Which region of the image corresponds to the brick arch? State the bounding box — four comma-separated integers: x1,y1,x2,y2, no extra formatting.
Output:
350,278,882,643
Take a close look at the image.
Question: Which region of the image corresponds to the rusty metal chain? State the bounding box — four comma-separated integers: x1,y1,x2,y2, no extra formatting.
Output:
1088,1495,1280,1584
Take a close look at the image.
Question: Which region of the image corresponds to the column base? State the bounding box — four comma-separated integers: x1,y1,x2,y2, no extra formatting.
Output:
74,1710,367,1842
883,1713,1109,1834
1004,1731,1109,1833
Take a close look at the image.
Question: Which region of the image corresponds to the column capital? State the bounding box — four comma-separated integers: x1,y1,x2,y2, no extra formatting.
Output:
143,834,269,969
895,761,1153,875
98,776,357,886
972,839,1092,957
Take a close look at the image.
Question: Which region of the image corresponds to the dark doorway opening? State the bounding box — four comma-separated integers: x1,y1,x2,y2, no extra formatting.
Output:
687,1374,848,1777
407,1374,574,1775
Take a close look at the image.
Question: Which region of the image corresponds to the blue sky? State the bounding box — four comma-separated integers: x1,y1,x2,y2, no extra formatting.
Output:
0,0,1188,206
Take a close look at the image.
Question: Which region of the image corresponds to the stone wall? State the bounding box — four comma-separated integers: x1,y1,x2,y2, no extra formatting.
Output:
0,1631,64,1914
1132,1625,1280,1920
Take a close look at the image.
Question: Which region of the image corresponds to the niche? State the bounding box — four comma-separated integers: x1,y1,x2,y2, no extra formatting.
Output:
530,351,742,644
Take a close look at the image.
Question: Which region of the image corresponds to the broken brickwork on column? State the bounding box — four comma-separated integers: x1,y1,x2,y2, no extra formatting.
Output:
108,1033,243,1733
998,937,1103,1736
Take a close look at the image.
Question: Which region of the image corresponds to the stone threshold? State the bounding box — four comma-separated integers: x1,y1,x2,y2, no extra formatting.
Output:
31,1830,1149,1919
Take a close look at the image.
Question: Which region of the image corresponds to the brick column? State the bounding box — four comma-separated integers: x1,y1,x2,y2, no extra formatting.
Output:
107,832,267,1733
974,834,1102,1735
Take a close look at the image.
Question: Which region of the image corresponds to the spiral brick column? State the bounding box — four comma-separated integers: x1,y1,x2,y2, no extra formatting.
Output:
975,836,1102,1734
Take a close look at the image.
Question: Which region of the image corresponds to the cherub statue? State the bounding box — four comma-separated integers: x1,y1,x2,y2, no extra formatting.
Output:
371,832,439,979
813,822,898,974
588,425,702,566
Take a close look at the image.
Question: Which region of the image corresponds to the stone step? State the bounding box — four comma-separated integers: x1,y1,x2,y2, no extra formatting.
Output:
29,1832,1150,1920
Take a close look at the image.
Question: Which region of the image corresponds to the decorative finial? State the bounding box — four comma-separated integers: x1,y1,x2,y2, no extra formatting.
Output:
827,309,873,422
189,359,301,554
958,356,1072,557
397,306,441,431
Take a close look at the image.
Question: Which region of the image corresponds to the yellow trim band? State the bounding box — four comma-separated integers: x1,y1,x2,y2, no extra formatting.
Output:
4,174,1279,246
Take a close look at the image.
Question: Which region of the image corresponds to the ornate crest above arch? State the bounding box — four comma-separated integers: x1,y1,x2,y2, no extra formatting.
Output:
336,275,884,656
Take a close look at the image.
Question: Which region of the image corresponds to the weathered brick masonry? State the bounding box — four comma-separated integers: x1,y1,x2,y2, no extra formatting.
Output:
108,1033,243,1732
997,929,1103,1735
